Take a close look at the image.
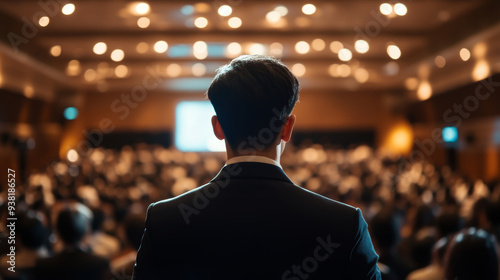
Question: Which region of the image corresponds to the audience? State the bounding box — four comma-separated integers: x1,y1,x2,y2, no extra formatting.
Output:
0,143,498,280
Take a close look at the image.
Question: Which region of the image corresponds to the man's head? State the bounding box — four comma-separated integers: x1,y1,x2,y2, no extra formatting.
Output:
207,55,299,154
57,203,92,246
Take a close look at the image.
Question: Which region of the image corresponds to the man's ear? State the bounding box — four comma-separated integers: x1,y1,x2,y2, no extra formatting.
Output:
211,115,225,140
280,114,296,143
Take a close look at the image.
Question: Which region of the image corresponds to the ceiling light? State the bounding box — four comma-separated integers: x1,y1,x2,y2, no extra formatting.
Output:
135,2,150,15
354,68,369,83
379,3,392,16
193,41,208,60
472,60,490,82
291,63,306,77
62,3,75,15
38,16,50,27
459,48,471,61
417,81,432,101
50,45,61,57
218,5,232,16
434,56,446,68
167,64,182,77
354,40,369,54
270,42,283,57
67,59,80,76
328,64,339,77
338,48,353,61
111,49,125,62
115,65,129,78
248,43,266,55
137,17,150,28
84,69,97,82
192,63,206,77
226,42,242,58
228,17,242,28
93,42,107,55
194,17,208,28
266,11,281,23
136,42,149,53
302,4,316,15
295,41,310,54
311,39,325,51
405,77,419,90
387,44,401,59
329,41,343,54
394,3,407,16
154,41,168,53
274,6,288,16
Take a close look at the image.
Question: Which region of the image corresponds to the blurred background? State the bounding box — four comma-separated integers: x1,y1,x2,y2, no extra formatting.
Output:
0,0,499,279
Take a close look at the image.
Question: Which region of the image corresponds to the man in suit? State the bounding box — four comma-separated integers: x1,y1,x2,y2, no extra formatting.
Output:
133,55,381,279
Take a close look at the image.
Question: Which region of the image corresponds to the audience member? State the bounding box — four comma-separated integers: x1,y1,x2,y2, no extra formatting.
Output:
35,204,110,280
444,227,499,280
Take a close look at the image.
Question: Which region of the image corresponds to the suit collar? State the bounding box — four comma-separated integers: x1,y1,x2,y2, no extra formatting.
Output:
211,162,293,184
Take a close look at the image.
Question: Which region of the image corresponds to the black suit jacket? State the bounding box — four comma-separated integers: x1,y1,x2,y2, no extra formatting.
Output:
134,162,381,279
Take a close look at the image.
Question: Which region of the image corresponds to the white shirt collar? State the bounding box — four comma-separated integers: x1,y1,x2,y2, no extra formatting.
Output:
225,155,281,168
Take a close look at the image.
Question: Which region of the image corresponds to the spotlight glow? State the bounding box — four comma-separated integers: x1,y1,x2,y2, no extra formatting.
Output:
62,3,75,15
329,41,343,53
110,49,125,62
218,5,232,16
38,16,50,27
311,39,325,51
387,44,401,60
394,3,407,16
338,48,353,62
50,45,61,57
291,63,306,77
135,2,150,15
192,63,206,77
379,3,392,15
137,17,150,28
228,17,242,28
226,42,242,58
266,11,281,23
417,81,432,100
93,42,107,55
459,48,471,61
194,17,208,28
302,4,316,15
295,41,310,54
154,41,168,53
354,40,369,54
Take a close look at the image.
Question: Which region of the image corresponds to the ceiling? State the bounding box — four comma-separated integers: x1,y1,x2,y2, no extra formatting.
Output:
0,0,499,102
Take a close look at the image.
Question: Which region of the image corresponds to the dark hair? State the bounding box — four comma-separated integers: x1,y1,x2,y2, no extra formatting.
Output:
445,228,499,280
18,211,47,250
207,55,299,151
57,207,91,245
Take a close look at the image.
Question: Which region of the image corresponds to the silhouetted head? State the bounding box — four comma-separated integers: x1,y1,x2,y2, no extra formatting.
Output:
57,204,92,246
207,54,299,152
19,211,47,250
445,227,499,280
